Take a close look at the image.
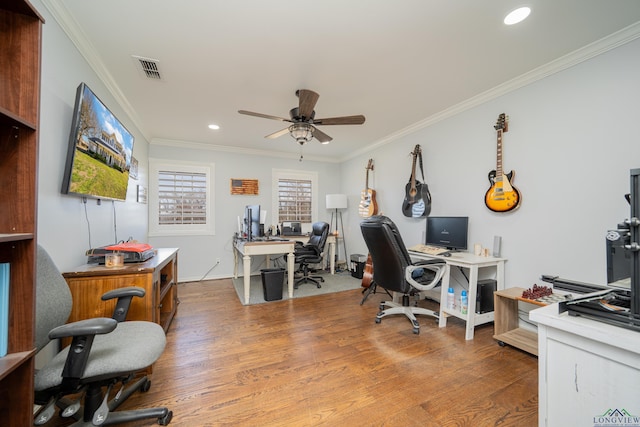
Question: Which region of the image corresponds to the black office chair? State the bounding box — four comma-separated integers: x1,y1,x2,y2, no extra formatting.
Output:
360,215,445,334
294,222,330,289
33,245,173,425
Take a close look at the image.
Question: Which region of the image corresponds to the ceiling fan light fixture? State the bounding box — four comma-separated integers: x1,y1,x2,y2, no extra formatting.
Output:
289,123,313,145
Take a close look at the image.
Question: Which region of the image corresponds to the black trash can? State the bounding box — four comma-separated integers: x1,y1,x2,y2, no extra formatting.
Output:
261,268,285,301
350,254,367,279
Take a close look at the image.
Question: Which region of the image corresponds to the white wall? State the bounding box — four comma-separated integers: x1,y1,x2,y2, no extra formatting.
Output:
342,37,640,289
34,0,640,288
148,142,341,281
35,0,149,272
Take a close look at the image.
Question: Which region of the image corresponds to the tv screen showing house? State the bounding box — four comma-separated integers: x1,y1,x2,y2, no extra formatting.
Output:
61,82,135,201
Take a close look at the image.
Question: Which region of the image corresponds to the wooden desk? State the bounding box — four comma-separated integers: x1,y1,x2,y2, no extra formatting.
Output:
409,250,506,340
284,234,336,274
62,248,179,333
233,239,296,304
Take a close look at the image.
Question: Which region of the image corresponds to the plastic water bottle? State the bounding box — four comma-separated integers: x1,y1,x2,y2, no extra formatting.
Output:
447,287,455,310
460,290,468,315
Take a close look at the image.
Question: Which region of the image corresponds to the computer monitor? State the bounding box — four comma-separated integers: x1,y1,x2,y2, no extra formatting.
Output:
425,216,469,251
245,205,261,241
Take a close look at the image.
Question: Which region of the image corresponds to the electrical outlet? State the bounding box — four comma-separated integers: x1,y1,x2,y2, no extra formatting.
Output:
216,257,221,264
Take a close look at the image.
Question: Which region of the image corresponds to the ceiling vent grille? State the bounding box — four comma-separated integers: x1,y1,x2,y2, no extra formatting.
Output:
133,56,162,80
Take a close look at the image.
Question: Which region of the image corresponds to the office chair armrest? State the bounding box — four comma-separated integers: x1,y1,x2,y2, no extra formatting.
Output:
101,286,146,322
413,258,445,266
102,286,146,300
48,318,119,387
406,264,446,292
48,317,117,340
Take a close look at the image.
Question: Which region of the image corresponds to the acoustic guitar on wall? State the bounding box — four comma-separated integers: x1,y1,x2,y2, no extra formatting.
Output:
358,159,378,218
402,144,431,218
485,113,521,212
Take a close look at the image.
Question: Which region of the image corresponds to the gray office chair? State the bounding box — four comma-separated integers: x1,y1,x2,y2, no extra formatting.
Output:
33,245,173,425
294,222,330,289
360,215,445,334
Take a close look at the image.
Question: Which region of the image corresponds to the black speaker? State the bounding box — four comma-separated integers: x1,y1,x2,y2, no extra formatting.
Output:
476,279,496,313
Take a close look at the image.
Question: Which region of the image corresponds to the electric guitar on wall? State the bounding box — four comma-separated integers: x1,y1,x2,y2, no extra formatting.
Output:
402,144,431,217
358,159,378,218
485,113,521,212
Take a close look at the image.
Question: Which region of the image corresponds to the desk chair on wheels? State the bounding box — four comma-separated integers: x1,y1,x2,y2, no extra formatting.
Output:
360,215,445,334
294,221,330,289
33,245,172,426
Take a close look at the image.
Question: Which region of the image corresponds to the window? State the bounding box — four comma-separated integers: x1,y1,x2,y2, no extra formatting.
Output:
272,169,318,224
149,159,215,236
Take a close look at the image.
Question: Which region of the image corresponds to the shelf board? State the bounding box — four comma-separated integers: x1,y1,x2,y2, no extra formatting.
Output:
0,350,35,381
494,328,538,356
0,233,34,243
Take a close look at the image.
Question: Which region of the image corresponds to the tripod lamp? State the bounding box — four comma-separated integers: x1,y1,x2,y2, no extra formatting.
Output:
326,194,348,267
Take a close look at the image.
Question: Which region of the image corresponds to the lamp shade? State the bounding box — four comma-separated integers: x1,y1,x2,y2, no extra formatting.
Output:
326,194,347,210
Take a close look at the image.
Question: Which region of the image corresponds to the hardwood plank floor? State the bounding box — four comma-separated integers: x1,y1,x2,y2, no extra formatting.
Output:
52,280,538,426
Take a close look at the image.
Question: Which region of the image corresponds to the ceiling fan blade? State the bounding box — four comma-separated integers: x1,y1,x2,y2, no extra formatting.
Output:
312,126,333,143
238,110,291,122
265,127,291,139
296,89,319,119
313,115,366,125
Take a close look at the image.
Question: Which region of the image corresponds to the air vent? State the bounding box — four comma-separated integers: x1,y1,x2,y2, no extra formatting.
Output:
132,55,162,80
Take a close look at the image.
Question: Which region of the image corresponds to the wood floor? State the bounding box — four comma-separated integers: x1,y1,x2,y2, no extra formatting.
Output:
54,280,539,426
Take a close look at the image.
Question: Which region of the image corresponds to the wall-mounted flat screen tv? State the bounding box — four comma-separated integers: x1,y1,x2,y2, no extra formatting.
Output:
61,82,135,201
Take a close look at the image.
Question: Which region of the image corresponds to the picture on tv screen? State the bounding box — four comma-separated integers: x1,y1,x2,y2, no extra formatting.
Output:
61,82,135,201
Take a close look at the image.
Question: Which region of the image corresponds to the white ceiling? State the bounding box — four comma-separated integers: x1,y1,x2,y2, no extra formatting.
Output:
43,0,640,162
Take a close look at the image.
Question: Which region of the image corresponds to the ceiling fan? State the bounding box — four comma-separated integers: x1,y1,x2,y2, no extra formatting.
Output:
238,89,365,145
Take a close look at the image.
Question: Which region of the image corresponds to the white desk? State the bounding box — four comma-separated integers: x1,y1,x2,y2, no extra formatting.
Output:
233,239,296,304
409,250,506,340
285,234,336,274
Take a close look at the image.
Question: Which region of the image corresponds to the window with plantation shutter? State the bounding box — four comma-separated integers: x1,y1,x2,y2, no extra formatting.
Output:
278,178,312,223
149,159,215,236
158,171,207,225
272,169,318,225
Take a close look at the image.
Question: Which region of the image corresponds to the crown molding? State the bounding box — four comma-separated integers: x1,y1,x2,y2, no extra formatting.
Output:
40,0,151,142
341,21,640,162
41,0,640,163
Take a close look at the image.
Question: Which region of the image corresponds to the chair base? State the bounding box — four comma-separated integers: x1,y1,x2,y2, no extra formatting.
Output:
50,376,172,426
294,274,324,289
376,297,438,334
294,263,325,289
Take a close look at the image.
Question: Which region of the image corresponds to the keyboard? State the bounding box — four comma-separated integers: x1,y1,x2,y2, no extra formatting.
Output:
408,244,450,256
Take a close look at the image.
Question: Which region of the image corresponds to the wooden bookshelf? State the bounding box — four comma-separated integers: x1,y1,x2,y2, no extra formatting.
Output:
0,1,43,424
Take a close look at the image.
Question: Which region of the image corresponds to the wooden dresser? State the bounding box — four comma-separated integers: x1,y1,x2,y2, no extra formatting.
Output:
62,248,179,333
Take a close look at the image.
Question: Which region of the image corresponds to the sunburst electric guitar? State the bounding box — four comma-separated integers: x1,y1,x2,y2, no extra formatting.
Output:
358,159,378,218
485,113,520,212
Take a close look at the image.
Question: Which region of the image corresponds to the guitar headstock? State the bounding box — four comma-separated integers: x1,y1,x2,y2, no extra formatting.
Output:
366,158,374,171
494,113,509,133
411,144,422,157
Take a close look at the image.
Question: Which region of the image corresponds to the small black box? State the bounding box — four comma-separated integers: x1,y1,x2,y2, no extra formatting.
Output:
476,279,496,313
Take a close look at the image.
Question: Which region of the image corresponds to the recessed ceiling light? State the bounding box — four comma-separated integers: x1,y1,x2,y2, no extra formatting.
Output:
504,7,531,25
208,124,220,130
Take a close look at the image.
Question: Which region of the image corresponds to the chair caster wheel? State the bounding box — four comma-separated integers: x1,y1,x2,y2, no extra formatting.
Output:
158,410,173,425
498,341,506,347
141,379,151,392
413,327,420,334
375,318,381,324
